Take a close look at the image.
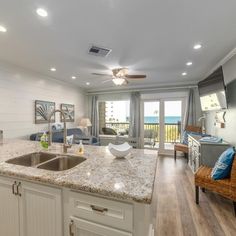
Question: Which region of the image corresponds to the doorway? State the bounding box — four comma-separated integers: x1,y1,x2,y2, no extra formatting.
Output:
143,101,160,149
141,98,184,154
164,100,182,150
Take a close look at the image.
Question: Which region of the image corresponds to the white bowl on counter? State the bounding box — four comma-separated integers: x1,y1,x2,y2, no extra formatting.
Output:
108,142,132,158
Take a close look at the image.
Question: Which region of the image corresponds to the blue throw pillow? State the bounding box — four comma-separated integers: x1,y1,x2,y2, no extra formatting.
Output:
182,130,189,145
211,147,235,180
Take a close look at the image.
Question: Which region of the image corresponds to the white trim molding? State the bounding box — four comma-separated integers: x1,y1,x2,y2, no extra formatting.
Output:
204,47,236,79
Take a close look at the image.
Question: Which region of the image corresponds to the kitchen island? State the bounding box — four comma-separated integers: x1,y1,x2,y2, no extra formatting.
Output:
0,140,157,236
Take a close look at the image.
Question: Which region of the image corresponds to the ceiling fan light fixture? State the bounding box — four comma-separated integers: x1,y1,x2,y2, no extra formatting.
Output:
112,68,128,78
0,25,7,32
36,8,48,17
112,78,126,86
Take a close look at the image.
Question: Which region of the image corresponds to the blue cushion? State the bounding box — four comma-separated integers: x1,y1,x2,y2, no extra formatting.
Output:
182,130,202,145
211,147,235,180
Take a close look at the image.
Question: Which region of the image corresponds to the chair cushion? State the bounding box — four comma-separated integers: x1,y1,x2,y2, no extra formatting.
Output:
174,143,188,153
102,127,117,135
67,128,83,136
211,147,235,180
52,131,63,143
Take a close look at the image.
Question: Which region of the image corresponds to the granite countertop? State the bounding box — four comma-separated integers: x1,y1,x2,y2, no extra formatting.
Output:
0,139,158,204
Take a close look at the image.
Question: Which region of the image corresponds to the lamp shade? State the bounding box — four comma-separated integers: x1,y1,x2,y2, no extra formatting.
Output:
79,118,92,127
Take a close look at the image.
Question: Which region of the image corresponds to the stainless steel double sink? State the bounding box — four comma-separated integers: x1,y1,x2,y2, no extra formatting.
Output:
6,152,86,171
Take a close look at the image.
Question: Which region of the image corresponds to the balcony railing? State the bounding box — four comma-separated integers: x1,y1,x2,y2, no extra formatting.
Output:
103,122,181,143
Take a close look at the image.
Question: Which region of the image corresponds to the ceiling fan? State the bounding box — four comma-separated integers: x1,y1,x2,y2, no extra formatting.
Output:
92,68,146,85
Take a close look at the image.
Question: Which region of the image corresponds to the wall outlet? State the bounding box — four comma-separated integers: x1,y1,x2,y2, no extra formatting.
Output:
215,122,225,128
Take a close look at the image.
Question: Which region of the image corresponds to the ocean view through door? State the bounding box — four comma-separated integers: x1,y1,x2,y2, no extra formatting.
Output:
164,100,182,150
143,101,160,149
142,99,183,152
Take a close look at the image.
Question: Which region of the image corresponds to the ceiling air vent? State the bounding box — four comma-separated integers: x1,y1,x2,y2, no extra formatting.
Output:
88,45,112,57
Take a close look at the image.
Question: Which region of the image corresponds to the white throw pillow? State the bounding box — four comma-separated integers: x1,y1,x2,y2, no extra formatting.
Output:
66,135,74,145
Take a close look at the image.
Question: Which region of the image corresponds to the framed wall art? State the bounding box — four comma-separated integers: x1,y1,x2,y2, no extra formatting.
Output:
35,100,55,124
60,103,75,122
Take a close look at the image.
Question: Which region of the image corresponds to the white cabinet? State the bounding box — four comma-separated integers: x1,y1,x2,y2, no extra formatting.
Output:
0,178,20,236
69,217,132,236
0,176,62,236
68,191,133,232
0,177,153,236
188,135,230,172
64,190,133,236
19,181,62,236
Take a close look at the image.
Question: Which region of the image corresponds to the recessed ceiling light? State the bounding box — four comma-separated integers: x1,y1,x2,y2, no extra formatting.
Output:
50,67,56,72
36,8,48,17
186,61,193,66
86,82,90,86
71,76,76,80
193,44,202,50
0,25,7,33
182,72,187,76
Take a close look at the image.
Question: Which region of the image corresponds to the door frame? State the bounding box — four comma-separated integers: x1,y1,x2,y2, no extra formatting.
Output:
140,99,160,150
140,96,187,155
160,97,186,155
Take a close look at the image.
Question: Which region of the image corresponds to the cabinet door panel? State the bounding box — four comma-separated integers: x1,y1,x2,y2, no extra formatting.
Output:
71,217,132,236
77,229,103,236
19,182,62,236
0,178,20,236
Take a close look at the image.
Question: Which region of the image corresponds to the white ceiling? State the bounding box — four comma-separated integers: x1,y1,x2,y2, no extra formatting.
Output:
0,0,236,91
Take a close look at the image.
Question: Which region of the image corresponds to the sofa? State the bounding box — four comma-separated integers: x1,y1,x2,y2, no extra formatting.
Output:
30,128,99,145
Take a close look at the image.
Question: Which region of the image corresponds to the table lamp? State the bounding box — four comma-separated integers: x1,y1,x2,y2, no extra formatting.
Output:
79,118,92,136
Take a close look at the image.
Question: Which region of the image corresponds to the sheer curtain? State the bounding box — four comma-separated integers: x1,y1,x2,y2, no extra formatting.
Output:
91,95,99,137
183,88,196,130
129,92,141,147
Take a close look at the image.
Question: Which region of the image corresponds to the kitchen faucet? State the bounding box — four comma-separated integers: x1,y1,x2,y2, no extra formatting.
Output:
48,109,72,153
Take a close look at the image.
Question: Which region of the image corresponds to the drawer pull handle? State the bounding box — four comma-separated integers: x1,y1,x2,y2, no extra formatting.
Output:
12,181,17,195
16,182,21,196
90,205,108,213
69,220,74,236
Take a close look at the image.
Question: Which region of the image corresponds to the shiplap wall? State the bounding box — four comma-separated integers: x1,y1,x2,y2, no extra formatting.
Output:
205,54,236,146
0,62,86,139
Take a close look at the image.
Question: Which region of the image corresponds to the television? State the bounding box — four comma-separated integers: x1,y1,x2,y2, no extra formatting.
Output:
198,66,227,111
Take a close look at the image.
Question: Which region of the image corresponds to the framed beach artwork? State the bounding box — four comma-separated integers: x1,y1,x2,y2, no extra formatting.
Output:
35,100,55,124
60,104,75,122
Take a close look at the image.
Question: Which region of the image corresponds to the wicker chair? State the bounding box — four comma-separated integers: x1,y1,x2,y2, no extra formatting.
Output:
174,125,201,161
195,154,236,216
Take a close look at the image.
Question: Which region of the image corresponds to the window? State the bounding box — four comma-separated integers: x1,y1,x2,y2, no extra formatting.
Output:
98,101,130,135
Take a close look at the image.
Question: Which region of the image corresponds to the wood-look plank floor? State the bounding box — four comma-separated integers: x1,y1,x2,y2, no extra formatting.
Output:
153,156,236,236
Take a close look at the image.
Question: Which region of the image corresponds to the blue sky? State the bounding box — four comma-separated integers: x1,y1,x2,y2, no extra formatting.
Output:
144,101,182,116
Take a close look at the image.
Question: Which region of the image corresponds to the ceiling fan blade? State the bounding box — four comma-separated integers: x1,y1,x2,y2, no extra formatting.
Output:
91,73,112,77
125,74,147,79
102,79,112,84
124,79,129,85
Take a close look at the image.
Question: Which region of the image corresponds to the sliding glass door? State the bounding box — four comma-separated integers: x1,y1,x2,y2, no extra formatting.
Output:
143,101,160,149
141,98,184,154
164,100,182,150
